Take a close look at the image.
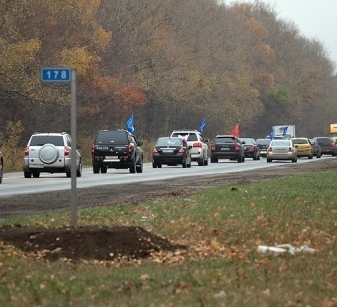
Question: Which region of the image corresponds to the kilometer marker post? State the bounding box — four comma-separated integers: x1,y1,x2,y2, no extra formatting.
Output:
41,67,78,227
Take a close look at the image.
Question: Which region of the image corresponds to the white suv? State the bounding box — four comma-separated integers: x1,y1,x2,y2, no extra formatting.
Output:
170,130,208,166
23,132,82,178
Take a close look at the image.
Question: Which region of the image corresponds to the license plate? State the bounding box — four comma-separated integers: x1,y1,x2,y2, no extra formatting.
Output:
97,146,109,150
221,148,230,150
30,164,44,168
162,149,173,153
105,156,118,159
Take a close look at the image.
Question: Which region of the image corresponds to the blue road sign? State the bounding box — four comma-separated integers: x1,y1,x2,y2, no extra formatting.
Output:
41,67,71,82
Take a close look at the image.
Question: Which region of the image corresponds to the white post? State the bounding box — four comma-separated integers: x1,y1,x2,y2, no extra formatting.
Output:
70,68,77,227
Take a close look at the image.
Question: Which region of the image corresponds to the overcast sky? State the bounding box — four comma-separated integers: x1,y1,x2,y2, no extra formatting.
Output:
223,0,337,72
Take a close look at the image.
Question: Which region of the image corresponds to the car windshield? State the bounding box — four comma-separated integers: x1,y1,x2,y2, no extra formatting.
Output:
171,132,197,141
30,135,64,146
156,138,181,146
256,139,270,145
240,138,254,145
215,137,235,144
316,138,331,145
270,140,291,146
95,131,128,143
292,139,308,144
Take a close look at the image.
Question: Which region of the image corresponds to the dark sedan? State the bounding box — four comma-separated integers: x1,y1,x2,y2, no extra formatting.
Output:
256,138,271,158
152,137,192,168
240,138,260,160
309,139,321,158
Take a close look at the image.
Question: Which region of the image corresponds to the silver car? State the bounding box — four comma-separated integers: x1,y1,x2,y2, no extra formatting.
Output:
267,139,297,163
0,142,3,184
23,132,82,178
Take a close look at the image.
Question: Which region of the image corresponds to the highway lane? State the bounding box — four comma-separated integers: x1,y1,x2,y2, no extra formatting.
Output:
0,157,329,197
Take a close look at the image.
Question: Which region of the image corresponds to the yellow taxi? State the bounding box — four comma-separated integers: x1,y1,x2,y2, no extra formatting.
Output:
291,137,313,159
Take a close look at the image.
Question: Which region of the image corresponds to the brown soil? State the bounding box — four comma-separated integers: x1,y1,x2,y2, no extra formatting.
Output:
0,158,335,262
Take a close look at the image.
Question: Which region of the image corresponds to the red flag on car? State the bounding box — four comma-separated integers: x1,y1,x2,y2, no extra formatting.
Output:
231,124,239,137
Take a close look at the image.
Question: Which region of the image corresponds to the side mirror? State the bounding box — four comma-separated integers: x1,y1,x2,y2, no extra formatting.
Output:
205,138,209,143
76,144,81,149
241,141,246,144
137,141,143,146
189,145,192,150
294,145,298,148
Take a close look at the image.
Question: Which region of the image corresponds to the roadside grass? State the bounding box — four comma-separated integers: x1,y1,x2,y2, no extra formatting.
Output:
1,170,337,306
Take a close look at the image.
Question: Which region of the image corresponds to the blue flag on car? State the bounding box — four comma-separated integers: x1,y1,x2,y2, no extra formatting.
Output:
282,126,288,136
126,113,135,134
269,128,275,140
199,117,207,133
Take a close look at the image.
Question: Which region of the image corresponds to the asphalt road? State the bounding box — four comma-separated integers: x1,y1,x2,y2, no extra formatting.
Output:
0,156,329,197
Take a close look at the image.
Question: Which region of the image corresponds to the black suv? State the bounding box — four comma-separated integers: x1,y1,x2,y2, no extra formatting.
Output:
92,129,144,174
210,135,245,163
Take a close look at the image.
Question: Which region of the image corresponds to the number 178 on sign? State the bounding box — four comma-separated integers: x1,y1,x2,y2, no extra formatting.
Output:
41,68,71,82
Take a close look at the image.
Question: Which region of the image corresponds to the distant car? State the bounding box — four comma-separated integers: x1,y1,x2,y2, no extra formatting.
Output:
240,138,260,160
0,142,3,184
152,137,192,168
314,137,337,156
256,138,271,157
309,139,321,158
23,132,82,178
170,130,208,166
291,138,313,159
266,139,297,163
92,129,143,174
210,135,245,163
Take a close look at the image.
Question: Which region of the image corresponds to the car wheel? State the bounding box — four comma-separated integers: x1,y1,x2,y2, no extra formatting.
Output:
187,162,191,168
101,165,108,173
152,162,157,168
158,164,162,168
210,157,216,163
317,154,321,158
257,153,261,160
182,161,187,168
204,157,208,166
198,160,204,166
136,159,143,173
267,158,272,163
242,155,245,162
0,160,3,184
292,157,297,163
237,155,242,163
308,155,313,159
77,161,82,177
33,171,40,178
129,159,136,173
93,163,100,174
24,172,32,178
66,172,71,178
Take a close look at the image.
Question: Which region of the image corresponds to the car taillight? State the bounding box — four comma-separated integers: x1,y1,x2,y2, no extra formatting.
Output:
267,147,272,151
91,144,95,153
248,146,254,151
288,147,294,152
24,146,29,156
305,145,311,148
64,146,70,156
178,147,185,153
235,144,240,151
127,144,134,152
152,147,158,153
193,142,202,148
211,144,216,151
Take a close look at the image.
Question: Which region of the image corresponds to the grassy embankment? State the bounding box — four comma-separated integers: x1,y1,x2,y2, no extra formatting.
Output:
0,170,336,306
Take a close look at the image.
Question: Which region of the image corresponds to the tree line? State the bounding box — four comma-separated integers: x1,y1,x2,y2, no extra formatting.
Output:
1,0,336,148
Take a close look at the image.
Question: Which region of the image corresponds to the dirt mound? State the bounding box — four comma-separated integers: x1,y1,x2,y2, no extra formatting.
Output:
0,225,185,262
